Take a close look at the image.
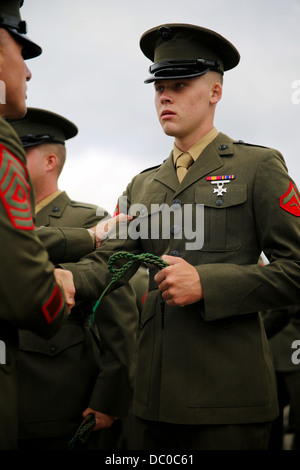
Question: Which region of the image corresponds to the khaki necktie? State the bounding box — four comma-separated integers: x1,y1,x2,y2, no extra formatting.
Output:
176,152,194,183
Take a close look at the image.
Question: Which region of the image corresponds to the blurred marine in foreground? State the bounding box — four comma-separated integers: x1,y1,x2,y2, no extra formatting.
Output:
0,0,74,450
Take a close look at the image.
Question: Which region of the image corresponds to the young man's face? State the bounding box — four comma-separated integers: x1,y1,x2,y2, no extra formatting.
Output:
0,28,31,119
154,73,222,146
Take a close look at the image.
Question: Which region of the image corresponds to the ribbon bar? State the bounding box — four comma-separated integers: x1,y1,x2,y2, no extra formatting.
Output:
206,175,236,181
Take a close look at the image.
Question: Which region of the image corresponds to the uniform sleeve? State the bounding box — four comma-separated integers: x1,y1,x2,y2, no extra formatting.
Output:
35,200,109,264
0,133,67,338
59,197,140,417
88,284,139,417
87,266,148,416
36,226,95,264
60,191,142,301
197,150,300,320
58,215,141,417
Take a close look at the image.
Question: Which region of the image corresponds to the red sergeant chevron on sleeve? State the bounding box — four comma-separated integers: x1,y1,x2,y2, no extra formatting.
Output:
0,143,34,230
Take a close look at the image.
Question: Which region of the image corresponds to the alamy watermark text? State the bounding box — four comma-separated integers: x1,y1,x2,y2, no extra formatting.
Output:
96,197,204,250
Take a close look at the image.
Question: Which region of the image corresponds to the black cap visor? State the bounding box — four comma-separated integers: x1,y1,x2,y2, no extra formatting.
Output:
0,13,42,59
10,30,42,59
20,134,64,148
145,58,223,84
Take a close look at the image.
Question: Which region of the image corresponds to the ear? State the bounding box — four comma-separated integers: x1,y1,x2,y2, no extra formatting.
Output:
45,153,58,172
210,82,222,104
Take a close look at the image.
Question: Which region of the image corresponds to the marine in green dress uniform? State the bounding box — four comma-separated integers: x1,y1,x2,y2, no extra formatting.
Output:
9,108,139,449
0,1,70,449
59,24,300,449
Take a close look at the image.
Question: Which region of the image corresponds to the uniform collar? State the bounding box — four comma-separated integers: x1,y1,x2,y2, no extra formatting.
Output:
35,190,62,214
173,127,219,165
154,132,234,195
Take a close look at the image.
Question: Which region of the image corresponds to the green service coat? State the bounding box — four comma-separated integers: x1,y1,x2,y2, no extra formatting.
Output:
36,224,95,264
61,132,300,426
18,191,139,441
0,120,67,449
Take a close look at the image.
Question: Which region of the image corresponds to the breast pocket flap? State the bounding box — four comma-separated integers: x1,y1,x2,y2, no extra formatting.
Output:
195,184,247,208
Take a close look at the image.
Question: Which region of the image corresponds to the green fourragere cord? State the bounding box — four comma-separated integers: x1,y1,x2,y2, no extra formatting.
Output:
68,413,96,450
89,251,168,326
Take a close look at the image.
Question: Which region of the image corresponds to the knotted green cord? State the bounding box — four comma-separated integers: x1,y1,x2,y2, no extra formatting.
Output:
90,252,168,325
68,413,96,450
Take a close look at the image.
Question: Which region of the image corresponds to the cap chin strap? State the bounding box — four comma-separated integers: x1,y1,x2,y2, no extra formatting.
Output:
20,134,65,148
145,58,223,84
0,13,27,34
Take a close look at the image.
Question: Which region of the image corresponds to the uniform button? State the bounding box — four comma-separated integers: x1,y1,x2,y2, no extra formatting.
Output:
171,199,182,208
170,225,181,235
219,144,229,151
169,250,180,257
50,345,57,354
216,199,224,206
51,206,60,212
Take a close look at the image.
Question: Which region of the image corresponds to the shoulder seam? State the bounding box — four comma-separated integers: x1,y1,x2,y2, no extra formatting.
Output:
140,163,163,174
233,140,270,149
69,201,98,209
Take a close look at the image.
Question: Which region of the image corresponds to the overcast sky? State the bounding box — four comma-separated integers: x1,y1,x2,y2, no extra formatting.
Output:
21,0,300,215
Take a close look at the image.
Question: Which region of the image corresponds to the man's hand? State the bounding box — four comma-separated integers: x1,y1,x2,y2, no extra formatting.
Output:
154,255,203,307
90,213,133,248
82,407,115,431
54,268,75,314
